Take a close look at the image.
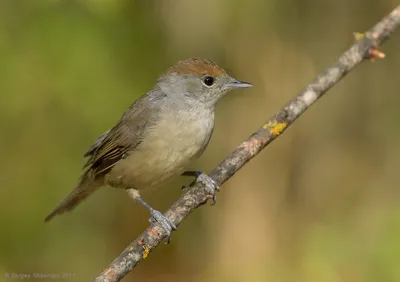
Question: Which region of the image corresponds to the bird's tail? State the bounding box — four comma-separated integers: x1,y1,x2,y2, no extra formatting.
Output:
44,171,102,222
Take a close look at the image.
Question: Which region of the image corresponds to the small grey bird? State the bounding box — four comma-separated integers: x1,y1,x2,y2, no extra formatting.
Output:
45,58,252,238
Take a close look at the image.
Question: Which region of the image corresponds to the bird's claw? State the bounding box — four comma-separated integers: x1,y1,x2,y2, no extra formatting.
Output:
149,210,176,244
195,173,220,204
182,171,220,204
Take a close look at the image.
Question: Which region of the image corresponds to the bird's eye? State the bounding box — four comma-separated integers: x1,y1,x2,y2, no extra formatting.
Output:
203,76,215,86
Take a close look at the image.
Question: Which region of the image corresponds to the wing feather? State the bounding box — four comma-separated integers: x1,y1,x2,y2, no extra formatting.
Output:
82,91,163,176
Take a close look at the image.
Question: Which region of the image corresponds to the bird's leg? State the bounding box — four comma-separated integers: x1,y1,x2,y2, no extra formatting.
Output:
181,171,220,204
126,188,176,243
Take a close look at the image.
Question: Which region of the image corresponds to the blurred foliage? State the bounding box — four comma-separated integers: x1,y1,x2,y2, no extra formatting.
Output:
1,0,399,281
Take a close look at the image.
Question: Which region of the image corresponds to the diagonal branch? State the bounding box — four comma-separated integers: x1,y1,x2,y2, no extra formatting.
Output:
94,6,400,282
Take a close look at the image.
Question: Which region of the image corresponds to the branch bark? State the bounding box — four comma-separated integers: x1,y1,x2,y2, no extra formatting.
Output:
94,6,400,282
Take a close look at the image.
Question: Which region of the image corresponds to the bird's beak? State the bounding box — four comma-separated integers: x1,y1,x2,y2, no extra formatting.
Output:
226,78,253,89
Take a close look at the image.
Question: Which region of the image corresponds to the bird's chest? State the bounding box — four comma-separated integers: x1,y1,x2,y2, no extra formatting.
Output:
145,108,214,166
110,107,215,189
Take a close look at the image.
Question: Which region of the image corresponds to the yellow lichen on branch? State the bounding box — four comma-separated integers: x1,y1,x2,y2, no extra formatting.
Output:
142,246,150,259
263,121,287,136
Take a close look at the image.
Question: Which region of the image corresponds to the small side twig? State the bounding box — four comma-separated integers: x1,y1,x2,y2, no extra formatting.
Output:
94,6,400,282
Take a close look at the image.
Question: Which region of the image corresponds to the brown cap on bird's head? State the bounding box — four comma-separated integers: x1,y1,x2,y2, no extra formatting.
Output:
158,58,252,104
166,58,227,78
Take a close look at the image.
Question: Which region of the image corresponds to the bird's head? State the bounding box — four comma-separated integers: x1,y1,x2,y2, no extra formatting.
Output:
157,58,252,107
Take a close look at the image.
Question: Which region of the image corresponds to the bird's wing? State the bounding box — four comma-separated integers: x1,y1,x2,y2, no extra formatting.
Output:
83,92,162,176
84,129,111,157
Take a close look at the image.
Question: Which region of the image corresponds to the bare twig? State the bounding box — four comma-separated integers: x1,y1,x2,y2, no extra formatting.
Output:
94,6,400,282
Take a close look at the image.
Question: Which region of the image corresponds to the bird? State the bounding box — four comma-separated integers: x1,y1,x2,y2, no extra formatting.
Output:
45,58,252,239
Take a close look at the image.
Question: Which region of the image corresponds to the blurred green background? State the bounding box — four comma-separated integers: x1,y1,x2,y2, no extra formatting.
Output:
1,0,400,281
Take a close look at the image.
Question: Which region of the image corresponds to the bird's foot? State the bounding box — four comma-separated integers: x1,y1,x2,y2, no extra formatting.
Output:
149,210,177,244
182,171,220,204
129,189,177,243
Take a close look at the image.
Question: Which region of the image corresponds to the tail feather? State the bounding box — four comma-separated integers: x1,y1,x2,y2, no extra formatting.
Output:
45,173,101,222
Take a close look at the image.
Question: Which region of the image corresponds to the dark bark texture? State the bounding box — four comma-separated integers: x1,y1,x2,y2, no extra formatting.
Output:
94,6,400,282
